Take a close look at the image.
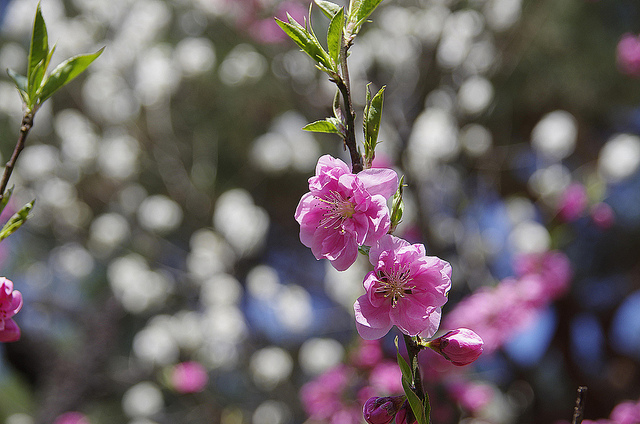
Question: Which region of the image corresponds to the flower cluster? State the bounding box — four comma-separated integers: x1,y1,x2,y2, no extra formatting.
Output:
0,277,22,343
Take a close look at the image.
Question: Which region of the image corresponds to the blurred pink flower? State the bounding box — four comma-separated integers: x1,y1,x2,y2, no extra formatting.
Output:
368,361,403,394
617,33,640,77
354,235,451,340
0,277,23,343
249,1,308,43
447,381,494,413
429,328,484,366
350,339,384,369
557,183,588,222
591,202,615,229
296,155,398,271
300,365,361,424
171,361,209,393
444,275,549,354
610,400,640,424
53,412,90,424
514,250,573,302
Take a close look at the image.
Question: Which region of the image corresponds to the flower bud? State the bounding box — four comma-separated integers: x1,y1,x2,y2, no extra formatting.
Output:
429,328,483,366
0,277,23,343
395,401,416,424
363,396,404,424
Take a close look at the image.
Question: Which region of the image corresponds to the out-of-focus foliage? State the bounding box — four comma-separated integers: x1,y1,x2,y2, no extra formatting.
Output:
0,0,639,424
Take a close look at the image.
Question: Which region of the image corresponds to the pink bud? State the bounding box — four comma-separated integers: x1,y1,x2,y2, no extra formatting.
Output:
429,328,484,366
395,401,416,424
363,396,404,424
171,361,209,393
0,277,23,343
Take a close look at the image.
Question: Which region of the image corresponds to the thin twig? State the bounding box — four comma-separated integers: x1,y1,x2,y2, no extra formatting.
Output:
0,111,35,201
336,33,363,174
571,386,588,424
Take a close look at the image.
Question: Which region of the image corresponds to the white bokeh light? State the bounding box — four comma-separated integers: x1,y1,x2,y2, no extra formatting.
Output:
598,133,640,182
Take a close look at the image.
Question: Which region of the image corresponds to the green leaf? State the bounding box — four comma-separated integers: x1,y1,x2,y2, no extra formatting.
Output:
38,48,104,103
28,59,45,104
389,175,405,233
0,200,35,242
276,15,334,73
347,0,384,34
402,377,427,424
327,7,344,67
0,186,14,217
364,84,385,166
28,3,48,86
315,0,342,19
302,118,340,134
7,69,28,104
395,336,412,383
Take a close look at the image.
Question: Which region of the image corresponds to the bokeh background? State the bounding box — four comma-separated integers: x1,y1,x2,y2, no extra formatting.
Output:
0,0,640,423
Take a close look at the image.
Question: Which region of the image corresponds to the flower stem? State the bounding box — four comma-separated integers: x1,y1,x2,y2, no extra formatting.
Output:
403,334,426,402
0,111,35,201
336,33,363,174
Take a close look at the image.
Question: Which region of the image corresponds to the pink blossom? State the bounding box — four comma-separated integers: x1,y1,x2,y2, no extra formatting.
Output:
296,155,398,271
354,235,451,340
617,33,640,77
591,202,615,229
429,328,484,366
557,183,588,222
171,361,209,393
0,277,23,343
53,412,90,424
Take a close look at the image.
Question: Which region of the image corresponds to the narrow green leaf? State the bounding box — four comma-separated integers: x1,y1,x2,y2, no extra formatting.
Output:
0,200,35,242
7,69,28,104
276,16,334,72
389,175,405,233
38,48,104,103
315,0,342,19
327,7,344,67
365,85,384,146
28,59,45,103
7,69,27,93
0,187,14,217
395,336,412,383
28,3,48,84
402,377,427,424
348,0,384,34
303,119,339,134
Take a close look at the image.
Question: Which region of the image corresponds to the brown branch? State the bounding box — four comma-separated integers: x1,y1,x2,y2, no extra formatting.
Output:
335,34,363,174
572,386,588,424
0,111,35,201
